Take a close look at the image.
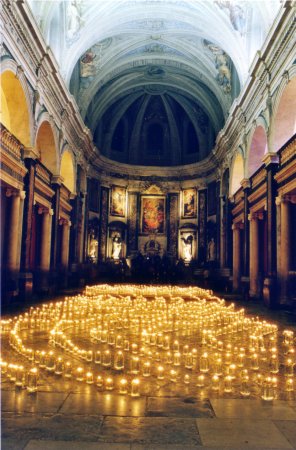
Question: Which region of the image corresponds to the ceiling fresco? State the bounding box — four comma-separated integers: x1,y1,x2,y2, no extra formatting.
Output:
27,0,281,165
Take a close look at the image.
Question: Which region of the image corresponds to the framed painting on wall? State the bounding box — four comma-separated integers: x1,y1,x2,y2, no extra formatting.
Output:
182,188,197,219
140,196,165,234
110,186,126,217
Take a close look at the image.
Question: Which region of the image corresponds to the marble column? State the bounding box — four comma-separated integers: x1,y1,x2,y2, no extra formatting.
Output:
61,219,71,269
6,189,22,272
249,212,260,298
232,222,242,291
40,208,53,271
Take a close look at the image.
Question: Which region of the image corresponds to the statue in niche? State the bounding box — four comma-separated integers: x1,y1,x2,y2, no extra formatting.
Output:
89,234,98,261
80,50,96,78
112,234,122,260
207,238,216,262
181,235,193,262
206,43,231,93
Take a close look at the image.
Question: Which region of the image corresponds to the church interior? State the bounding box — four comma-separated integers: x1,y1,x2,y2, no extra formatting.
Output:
1,1,296,449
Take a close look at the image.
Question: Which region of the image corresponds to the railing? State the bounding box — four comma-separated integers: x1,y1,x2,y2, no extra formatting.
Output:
0,123,22,161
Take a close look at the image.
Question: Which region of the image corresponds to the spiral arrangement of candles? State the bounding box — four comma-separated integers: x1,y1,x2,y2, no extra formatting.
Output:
1,284,295,399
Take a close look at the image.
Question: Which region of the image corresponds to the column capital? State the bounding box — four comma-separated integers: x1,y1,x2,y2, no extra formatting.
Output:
52,175,64,186
240,178,250,190
38,206,49,215
20,190,26,200
49,209,54,216
276,194,296,205
22,147,40,160
248,211,264,221
232,222,243,231
59,218,71,226
262,152,279,167
6,188,19,197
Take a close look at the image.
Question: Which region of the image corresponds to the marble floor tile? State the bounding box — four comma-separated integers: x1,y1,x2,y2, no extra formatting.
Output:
274,421,296,448
100,416,201,445
147,396,214,417
1,391,69,414
0,438,29,450
2,414,104,442
60,393,146,416
210,399,296,420
196,418,293,448
24,441,131,450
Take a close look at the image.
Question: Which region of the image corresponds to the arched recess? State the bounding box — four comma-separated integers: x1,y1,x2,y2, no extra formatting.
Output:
0,69,32,147
60,148,75,193
272,75,296,151
35,120,59,174
247,125,268,177
229,151,244,196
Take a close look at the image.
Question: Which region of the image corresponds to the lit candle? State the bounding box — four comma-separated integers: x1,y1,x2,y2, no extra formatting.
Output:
224,375,233,393
105,377,114,390
119,378,128,394
27,367,38,393
76,367,84,382
54,357,64,375
196,374,205,387
143,361,151,377
170,369,177,382
131,378,140,397
157,366,164,380
64,361,72,378
114,351,124,370
200,352,209,373
211,374,220,391
86,371,93,384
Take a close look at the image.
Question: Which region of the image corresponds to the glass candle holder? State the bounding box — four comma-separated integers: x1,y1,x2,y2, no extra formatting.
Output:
285,378,294,392
86,371,93,384
185,353,193,369
105,377,114,391
119,378,128,394
94,350,101,365
96,375,103,387
39,351,46,368
124,340,130,351
261,377,274,401
131,356,140,374
240,375,250,397
15,365,25,388
224,375,233,393
54,357,64,375
116,335,123,348
184,374,190,385
64,361,72,378
114,351,124,370
157,366,164,380
143,361,151,377
76,367,84,382
86,350,93,363
27,367,38,393
285,359,295,377
170,369,177,382
102,350,112,367
131,378,140,397
173,352,181,366
200,352,209,373
196,374,205,387
212,374,220,391
46,351,55,372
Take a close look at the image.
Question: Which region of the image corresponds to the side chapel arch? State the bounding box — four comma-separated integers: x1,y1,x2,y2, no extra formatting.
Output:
0,67,32,147
229,151,244,196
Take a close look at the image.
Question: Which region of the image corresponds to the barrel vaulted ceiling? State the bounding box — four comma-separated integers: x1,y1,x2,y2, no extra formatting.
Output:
28,0,281,166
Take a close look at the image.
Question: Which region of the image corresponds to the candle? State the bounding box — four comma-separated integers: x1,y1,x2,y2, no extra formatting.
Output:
27,367,38,393
131,378,140,397
119,378,128,394
212,374,220,391
86,371,93,384
114,351,124,370
76,367,84,382
143,361,151,377
64,361,72,378
157,366,164,380
106,377,114,390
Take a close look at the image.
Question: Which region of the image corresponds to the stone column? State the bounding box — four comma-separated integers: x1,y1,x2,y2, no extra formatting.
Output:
6,189,21,272
249,212,260,298
60,219,71,269
232,222,242,291
39,208,53,271
277,196,290,303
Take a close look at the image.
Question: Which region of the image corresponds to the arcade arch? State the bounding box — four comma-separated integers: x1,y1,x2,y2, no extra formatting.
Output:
272,76,296,151
230,152,244,196
60,149,75,193
35,120,58,174
247,125,268,177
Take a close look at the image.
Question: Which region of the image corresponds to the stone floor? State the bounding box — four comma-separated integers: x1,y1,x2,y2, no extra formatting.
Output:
1,292,296,450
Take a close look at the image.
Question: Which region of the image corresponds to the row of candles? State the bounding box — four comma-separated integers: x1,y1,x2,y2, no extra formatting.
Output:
1,355,294,399
1,284,295,399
